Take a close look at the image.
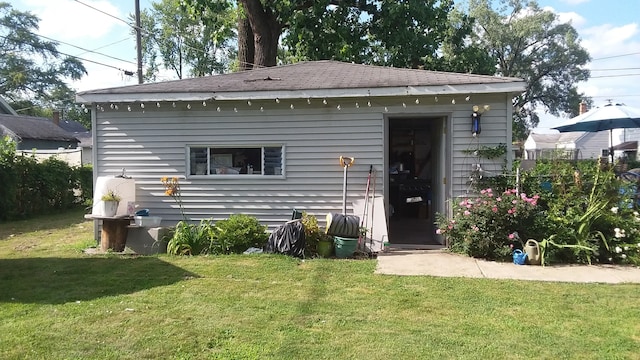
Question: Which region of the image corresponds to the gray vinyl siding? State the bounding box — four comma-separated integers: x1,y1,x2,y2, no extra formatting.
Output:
93,94,513,230
450,94,511,198
94,100,384,230
574,132,609,159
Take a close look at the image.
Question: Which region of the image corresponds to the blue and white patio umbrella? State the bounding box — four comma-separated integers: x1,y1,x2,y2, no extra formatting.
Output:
552,103,640,162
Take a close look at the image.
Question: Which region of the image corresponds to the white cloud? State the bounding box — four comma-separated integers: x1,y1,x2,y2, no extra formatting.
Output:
555,10,586,28
21,0,128,40
582,23,639,58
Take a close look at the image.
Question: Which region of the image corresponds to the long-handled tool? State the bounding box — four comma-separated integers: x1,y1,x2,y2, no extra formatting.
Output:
339,156,355,214
369,167,377,252
359,165,373,250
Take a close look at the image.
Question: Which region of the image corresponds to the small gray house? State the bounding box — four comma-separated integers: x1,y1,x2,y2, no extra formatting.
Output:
524,131,610,160
57,117,93,165
77,61,525,250
0,114,79,150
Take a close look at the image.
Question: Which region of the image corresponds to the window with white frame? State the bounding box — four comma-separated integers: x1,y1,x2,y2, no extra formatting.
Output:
189,146,283,176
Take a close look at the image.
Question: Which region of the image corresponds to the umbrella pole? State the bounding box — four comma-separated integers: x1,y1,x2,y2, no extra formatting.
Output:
610,129,614,163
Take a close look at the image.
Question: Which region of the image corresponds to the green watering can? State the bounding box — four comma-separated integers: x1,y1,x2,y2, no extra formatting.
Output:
524,239,541,265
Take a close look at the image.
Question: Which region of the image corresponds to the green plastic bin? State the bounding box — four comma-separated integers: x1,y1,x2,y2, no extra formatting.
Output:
334,236,358,258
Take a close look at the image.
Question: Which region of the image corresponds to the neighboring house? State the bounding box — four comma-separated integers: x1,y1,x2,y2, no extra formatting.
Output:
0,114,79,150
524,131,610,160
56,114,93,165
0,97,85,165
77,60,526,250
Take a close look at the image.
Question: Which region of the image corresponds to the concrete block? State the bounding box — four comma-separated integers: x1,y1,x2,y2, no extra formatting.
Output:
126,226,170,255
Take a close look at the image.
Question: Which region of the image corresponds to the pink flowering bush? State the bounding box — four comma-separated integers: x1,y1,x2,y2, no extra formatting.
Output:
435,188,541,260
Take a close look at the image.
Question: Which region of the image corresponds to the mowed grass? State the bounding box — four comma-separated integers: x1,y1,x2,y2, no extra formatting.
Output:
1,210,640,359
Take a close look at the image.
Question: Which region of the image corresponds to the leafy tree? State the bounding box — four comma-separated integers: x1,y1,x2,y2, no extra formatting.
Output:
184,0,490,73
367,0,494,72
137,0,235,81
465,0,590,140
0,2,86,105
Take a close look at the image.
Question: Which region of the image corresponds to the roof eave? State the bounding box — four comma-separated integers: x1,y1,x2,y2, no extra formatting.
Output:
76,82,527,104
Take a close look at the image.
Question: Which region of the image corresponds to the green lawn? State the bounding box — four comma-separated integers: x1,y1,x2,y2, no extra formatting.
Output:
1,209,639,359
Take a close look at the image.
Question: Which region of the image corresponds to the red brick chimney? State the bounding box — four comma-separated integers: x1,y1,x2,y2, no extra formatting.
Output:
52,110,60,126
579,101,588,115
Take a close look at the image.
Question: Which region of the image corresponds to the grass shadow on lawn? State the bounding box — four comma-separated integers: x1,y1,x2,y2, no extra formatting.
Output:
0,256,199,304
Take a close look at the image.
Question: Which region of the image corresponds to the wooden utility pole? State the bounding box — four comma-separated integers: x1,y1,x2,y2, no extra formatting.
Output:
135,0,143,84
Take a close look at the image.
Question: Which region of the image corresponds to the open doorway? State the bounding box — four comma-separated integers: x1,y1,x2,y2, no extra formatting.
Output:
388,117,443,247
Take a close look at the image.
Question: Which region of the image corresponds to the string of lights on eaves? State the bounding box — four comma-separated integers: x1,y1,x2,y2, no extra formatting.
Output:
93,95,479,114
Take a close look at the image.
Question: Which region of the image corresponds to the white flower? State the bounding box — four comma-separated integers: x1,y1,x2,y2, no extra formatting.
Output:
634,211,639,216
611,207,619,214
622,254,627,259
615,246,623,253
624,246,630,251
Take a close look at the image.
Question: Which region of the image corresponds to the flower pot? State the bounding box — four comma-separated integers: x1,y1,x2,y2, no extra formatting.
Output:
102,200,119,217
317,240,334,258
334,236,358,258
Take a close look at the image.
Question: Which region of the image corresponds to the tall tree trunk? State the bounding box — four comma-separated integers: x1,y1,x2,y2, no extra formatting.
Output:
237,6,254,71
239,0,281,68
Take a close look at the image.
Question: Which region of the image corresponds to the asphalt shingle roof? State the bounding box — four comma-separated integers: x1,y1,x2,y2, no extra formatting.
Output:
58,119,89,133
78,60,524,96
0,114,79,142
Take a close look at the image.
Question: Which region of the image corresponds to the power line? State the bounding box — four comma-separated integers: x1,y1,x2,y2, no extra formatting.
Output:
591,94,640,98
592,52,640,61
75,37,132,57
590,67,640,71
72,0,138,30
0,34,134,74
591,73,640,79
35,33,136,65
72,0,257,75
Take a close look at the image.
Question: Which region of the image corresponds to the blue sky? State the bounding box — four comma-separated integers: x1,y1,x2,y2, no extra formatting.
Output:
10,0,640,129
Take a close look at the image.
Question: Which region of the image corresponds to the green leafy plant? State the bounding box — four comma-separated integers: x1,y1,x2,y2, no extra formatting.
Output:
301,212,332,257
208,214,268,254
462,144,507,159
100,189,121,202
537,235,599,266
166,219,212,255
0,137,87,220
435,188,541,260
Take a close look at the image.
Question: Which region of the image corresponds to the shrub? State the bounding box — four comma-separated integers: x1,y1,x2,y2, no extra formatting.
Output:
73,165,93,206
435,188,541,260
0,136,91,220
208,214,268,254
469,159,640,265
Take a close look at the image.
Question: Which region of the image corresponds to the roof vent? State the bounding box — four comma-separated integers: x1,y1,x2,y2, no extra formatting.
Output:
244,76,281,83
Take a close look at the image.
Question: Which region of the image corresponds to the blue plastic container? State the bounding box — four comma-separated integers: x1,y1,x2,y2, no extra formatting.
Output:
512,249,527,265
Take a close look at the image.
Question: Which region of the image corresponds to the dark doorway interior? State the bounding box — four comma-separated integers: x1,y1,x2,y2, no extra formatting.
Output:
388,117,441,246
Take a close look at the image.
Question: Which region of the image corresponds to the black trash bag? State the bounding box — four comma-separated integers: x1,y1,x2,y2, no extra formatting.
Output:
265,220,306,258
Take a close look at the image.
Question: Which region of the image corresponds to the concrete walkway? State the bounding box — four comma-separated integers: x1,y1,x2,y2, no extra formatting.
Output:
375,249,640,284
